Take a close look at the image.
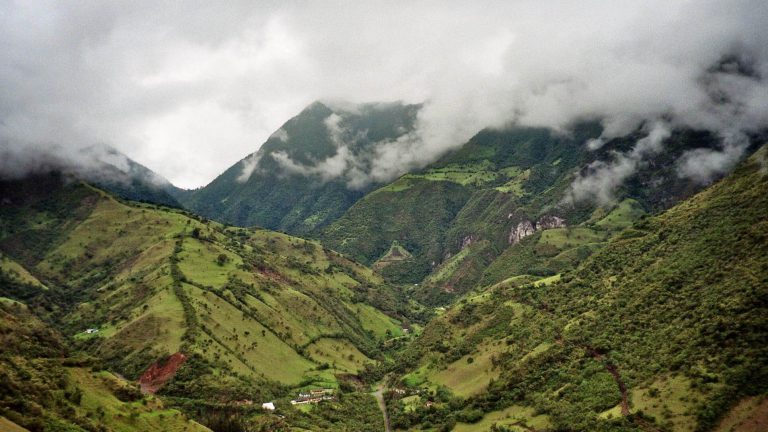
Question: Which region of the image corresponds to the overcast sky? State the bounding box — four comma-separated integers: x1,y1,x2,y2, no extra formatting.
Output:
1,1,767,188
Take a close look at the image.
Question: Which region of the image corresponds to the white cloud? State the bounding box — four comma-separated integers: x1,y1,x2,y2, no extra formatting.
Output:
677,131,749,184
236,154,262,183
567,122,672,204
0,1,766,188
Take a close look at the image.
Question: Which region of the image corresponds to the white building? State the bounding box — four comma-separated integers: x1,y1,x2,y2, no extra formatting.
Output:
262,402,276,411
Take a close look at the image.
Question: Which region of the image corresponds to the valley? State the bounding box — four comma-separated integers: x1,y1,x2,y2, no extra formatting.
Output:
2,3,767,431
1,108,766,432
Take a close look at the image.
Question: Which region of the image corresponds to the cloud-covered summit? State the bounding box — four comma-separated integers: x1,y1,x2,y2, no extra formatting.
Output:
1,1,767,188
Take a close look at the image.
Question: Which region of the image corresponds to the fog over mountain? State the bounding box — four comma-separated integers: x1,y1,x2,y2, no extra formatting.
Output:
1,1,767,189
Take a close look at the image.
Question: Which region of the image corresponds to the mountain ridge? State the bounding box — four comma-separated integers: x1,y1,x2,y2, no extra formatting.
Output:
179,101,421,234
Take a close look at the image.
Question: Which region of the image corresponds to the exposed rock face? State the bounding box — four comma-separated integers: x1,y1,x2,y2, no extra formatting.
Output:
508,220,536,244
508,215,567,244
461,235,477,249
537,215,567,229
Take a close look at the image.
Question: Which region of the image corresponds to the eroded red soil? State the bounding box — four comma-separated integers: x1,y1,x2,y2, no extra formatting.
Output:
139,352,186,394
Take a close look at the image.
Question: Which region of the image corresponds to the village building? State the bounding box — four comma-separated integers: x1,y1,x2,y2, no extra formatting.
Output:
290,388,335,405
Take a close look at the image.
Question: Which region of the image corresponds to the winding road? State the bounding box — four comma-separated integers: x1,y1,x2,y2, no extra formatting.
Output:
372,385,392,432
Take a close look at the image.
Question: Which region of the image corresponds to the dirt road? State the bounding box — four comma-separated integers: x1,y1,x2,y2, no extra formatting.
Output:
372,385,392,432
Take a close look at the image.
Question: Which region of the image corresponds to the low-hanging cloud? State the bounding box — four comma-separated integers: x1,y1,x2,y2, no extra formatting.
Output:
1,1,767,189
676,131,750,185
266,111,373,188
566,122,672,204
0,141,170,189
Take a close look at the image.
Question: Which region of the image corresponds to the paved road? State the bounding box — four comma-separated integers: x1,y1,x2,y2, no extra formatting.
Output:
372,385,392,432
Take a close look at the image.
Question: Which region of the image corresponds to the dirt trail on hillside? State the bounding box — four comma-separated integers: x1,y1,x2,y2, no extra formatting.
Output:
588,348,629,416
517,299,661,429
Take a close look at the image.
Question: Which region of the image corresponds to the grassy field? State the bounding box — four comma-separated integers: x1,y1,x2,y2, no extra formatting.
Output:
188,283,316,384
304,337,370,373
177,237,242,288
537,227,606,249
373,240,412,270
89,284,186,356
0,417,29,432
244,288,343,346
494,168,530,196
601,374,705,431
594,199,647,230
430,341,503,397
355,303,403,338
69,368,211,432
374,162,501,194
533,274,561,287
0,254,46,289
414,162,501,186
452,405,551,432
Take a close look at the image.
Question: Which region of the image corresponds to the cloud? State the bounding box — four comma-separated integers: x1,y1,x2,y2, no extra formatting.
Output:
0,141,170,189
566,122,671,204
676,131,749,184
267,112,371,187
236,154,262,183
0,1,767,188
270,128,289,142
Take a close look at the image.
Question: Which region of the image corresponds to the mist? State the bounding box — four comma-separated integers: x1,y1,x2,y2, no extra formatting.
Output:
1,1,767,190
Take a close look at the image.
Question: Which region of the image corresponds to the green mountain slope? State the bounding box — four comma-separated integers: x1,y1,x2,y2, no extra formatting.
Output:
72,145,183,208
181,101,420,235
322,125,755,304
0,173,407,427
0,296,212,432
381,145,768,431
321,125,600,286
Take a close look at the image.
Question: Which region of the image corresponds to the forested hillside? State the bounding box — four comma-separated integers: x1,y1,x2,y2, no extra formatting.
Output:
376,145,768,432
320,125,750,305
0,174,410,431
180,101,420,235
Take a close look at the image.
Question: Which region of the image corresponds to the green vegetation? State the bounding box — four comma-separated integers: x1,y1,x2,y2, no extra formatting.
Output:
0,117,764,432
322,124,734,308
378,146,768,431
305,338,370,373
322,177,472,283
430,341,502,397
181,101,420,235
0,298,210,432
373,240,413,270
0,174,414,431
0,253,47,289
594,199,647,231
452,404,551,432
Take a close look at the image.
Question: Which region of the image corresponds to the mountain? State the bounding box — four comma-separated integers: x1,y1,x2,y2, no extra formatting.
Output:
320,125,762,304
0,173,410,431
179,101,420,235
378,144,768,432
79,145,184,208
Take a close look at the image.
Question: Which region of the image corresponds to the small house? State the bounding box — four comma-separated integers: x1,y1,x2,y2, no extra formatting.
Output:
262,402,275,411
